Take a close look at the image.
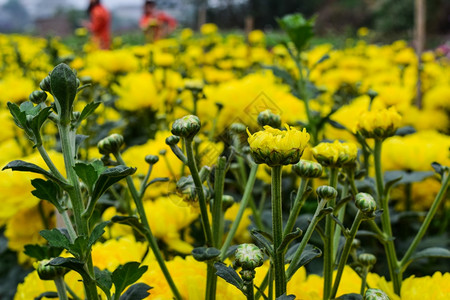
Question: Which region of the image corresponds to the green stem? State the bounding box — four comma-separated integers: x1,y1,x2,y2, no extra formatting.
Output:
212,157,226,248
220,164,258,260
206,262,217,300
139,164,153,199
114,153,182,300
54,276,68,300
333,184,349,258
61,210,77,242
286,198,328,280
400,171,449,269
37,144,67,183
245,279,255,300
184,138,213,246
271,165,286,297
360,268,369,296
374,140,401,294
331,211,364,298
283,178,309,238
323,168,338,300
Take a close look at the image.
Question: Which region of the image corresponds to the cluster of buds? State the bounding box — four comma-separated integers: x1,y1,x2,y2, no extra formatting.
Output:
293,160,323,178
356,107,401,140
312,140,358,168
247,124,310,167
234,244,264,296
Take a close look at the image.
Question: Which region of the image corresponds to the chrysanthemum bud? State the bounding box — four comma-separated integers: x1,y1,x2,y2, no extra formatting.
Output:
312,140,358,168
240,269,256,282
235,243,264,270
364,288,390,300
37,259,67,280
176,175,210,205
355,193,377,215
356,107,401,140
171,115,201,139
29,90,48,104
222,195,235,211
359,253,377,267
293,160,323,178
145,155,159,165
97,134,124,155
230,123,247,134
247,124,310,167
40,75,51,92
367,90,378,101
257,109,281,128
165,135,181,146
316,185,338,200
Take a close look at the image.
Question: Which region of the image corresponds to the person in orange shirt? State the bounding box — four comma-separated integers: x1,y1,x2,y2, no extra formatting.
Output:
139,0,177,42
84,0,111,49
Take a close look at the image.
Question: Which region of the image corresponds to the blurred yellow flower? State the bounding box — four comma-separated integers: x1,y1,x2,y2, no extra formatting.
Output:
312,140,358,167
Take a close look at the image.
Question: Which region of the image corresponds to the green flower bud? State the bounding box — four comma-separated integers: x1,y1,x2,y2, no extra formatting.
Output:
165,135,181,146
351,239,361,250
145,155,159,165
171,115,201,139
257,109,281,128
235,243,264,270
316,185,338,200
230,123,247,134
176,175,210,205
367,89,378,101
37,259,67,280
40,75,51,92
222,195,235,211
240,269,256,282
29,90,48,104
359,253,377,267
50,63,78,125
159,149,167,156
97,134,124,155
355,193,377,215
292,160,323,178
364,288,390,300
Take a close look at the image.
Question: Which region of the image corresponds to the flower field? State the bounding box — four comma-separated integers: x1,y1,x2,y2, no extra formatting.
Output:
0,17,449,300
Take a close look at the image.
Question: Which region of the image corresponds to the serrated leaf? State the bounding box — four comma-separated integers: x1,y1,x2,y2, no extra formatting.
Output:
278,228,302,254
2,160,69,188
79,101,101,123
23,244,63,261
214,262,243,292
285,244,322,281
251,229,274,257
92,165,136,202
95,268,112,299
19,101,40,115
192,247,221,262
120,283,152,300
69,235,88,258
31,179,63,212
336,293,363,300
29,107,52,145
50,63,77,124
48,257,88,279
74,162,99,194
40,229,70,249
111,216,148,237
7,102,28,131
88,221,110,249
112,262,148,297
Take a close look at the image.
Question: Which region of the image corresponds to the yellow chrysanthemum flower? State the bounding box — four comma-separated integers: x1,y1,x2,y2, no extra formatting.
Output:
247,124,310,166
312,140,358,167
356,107,402,139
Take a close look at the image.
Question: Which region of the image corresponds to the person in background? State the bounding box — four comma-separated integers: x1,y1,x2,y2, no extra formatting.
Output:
84,0,111,49
139,0,177,42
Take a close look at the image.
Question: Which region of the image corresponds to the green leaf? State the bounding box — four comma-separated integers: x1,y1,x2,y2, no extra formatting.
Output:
50,63,78,125
111,216,148,237
409,247,450,263
69,235,89,258
112,262,148,297
120,283,152,300
88,221,110,249
29,107,52,146
336,294,363,300
23,244,63,261
277,13,315,52
384,170,434,186
35,292,58,299
278,228,302,254
276,294,296,300
285,244,322,281
251,229,274,257
79,101,101,123
31,179,63,212
92,165,136,202
3,160,69,188
192,247,221,262
39,229,70,250
75,135,89,157
7,102,33,138
48,257,88,279
213,262,243,292
95,268,112,300
74,162,100,194
431,162,444,176
262,65,295,86
327,119,347,130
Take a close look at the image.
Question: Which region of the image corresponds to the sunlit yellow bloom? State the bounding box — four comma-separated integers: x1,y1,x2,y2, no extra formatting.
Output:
154,52,175,68
312,140,358,167
357,27,369,37
248,30,265,45
247,124,310,166
356,107,402,139
200,23,218,35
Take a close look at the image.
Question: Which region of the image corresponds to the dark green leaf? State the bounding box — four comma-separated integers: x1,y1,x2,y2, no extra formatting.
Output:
31,179,63,212
92,166,136,201
336,293,363,300
29,107,52,145
395,126,416,136
19,101,40,115
75,135,89,156
263,66,295,86
35,292,58,300
251,229,274,257
69,235,88,258
384,171,434,186
3,160,69,188
39,229,70,249
276,294,296,300
278,228,302,254
192,247,221,262
410,247,450,262
7,102,28,131
88,221,110,249
120,283,152,300
285,244,322,280
23,244,63,261
48,257,88,279
79,101,101,123
277,14,315,51
112,262,148,297
213,262,243,292
74,162,100,193
431,162,443,175
111,216,148,237
327,119,347,130
77,83,92,94
50,63,77,124
95,268,112,299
